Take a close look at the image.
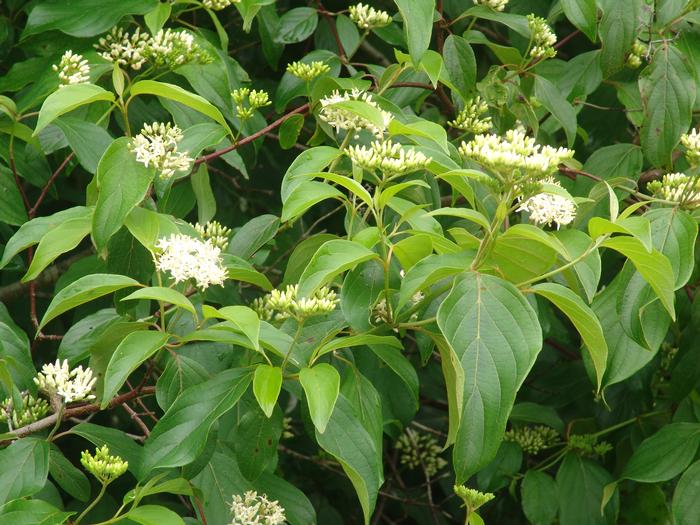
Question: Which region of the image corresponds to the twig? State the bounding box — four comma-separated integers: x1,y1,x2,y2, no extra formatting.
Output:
29,152,74,218
121,402,151,437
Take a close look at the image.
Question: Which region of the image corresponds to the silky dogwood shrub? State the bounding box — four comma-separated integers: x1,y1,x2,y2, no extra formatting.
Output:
0,0,699,524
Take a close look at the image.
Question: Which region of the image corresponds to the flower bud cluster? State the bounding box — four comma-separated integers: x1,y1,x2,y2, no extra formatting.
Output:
372,297,392,325
460,129,574,183
144,29,211,69
34,359,96,404
527,15,557,60
346,140,430,175
286,61,330,82
448,96,493,134
52,51,90,87
229,491,286,525
568,433,613,458
95,27,149,70
203,0,240,10
155,234,227,289
681,127,700,166
0,393,50,429
395,428,447,476
130,122,194,178
232,88,272,120
504,425,559,454
648,173,700,208
194,220,232,250
348,3,392,29
626,39,646,69
253,285,338,322
473,0,509,11
81,445,128,483
319,89,392,138
454,485,495,512
517,177,577,229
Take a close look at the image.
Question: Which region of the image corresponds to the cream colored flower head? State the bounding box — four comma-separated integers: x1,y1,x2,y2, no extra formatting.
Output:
130,122,193,178
517,177,577,229
155,234,228,289
474,0,509,11
34,359,96,404
349,3,392,29
52,51,90,87
319,89,392,138
253,284,338,321
203,0,241,10
286,61,330,82
527,14,557,59
95,27,149,70
229,491,286,525
648,172,700,208
346,139,430,175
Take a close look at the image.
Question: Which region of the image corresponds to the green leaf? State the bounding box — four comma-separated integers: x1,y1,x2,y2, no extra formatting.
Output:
0,438,49,505
155,354,209,412
229,215,279,260
394,0,436,65
39,274,140,330
34,84,115,135
298,239,379,297
639,44,696,167
437,272,542,481
313,334,402,361
130,80,233,136
673,459,700,525
535,76,577,147
23,0,158,37
315,394,383,524
621,423,700,483
398,252,473,310
22,215,91,282
101,331,170,407
49,445,90,502
557,453,617,525
599,0,640,75
281,146,341,200
588,217,652,251
522,470,558,525
92,137,156,251
0,499,72,525
601,236,676,320
142,368,252,473
191,164,216,224
367,343,420,409
0,167,29,226
275,7,318,44
128,505,185,525
55,117,113,174
222,255,273,290
68,422,144,475
279,113,305,150
122,287,197,317
443,35,477,100
561,0,598,41
281,180,343,223
300,363,340,433
253,365,283,418
144,2,171,34
202,305,260,350
531,283,608,391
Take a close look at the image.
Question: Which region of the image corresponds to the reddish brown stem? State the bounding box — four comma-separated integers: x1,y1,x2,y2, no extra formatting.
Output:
29,152,74,219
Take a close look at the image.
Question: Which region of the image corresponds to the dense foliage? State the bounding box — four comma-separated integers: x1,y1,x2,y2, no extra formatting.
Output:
1,0,700,523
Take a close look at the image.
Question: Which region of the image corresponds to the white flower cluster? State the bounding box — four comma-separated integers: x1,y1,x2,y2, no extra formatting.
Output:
648,173,700,208
130,122,193,178
681,128,700,166
474,0,509,11
286,60,330,82
203,0,240,10
348,3,392,29
448,96,492,134
81,445,128,483
34,359,96,404
319,89,392,138
194,220,232,250
517,177,577,229
626,39,646,69
527,14,557,60
395,428,447,477
144,29,211,69
0,393,50,429
346,139,430,175
229,491,286,525
460,128,574,182
95,27,149,70
155,234,227,289
52,51,90,87
232,88,271,120
253,285,338,322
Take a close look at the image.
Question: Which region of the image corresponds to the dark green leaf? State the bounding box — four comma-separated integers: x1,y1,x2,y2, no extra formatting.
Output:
0,438,49,505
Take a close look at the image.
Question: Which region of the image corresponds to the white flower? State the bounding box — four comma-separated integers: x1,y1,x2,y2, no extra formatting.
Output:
319,89,392,138
517,177,577,228
527,14,557,59
253,285,338,321
34,359,96,404
346,139,430,175
681,128,700,166
155,234,227,289
95,27,149,70
229,491,286,525
473,0,509,11
459,128,574,182
129,122,193,178
448,96,492,134
143,29,210,69
203,0,240,10
286,61,330,81
52,51,90,87
349,3,392,29
648,172,700,208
